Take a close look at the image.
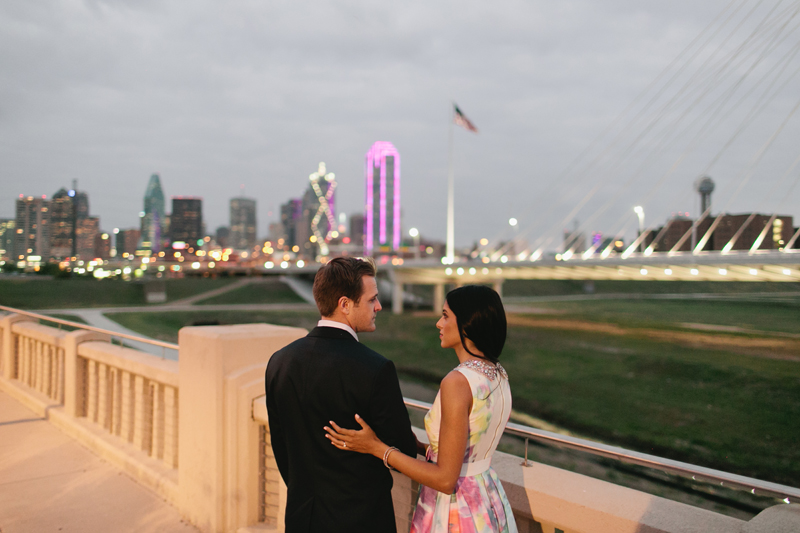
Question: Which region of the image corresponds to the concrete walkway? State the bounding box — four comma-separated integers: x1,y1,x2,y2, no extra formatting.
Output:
0,390,200,533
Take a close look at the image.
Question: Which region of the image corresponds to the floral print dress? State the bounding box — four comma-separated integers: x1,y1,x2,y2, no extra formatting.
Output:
410,362,517,533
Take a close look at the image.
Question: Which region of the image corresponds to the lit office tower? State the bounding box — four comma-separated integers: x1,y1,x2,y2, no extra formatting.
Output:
49,188,74,259
364,142,400,256
170,197,203,246
280,198,302,249
0,219,16,260
230,197,257,250
141,174,166,251
15,195,50,260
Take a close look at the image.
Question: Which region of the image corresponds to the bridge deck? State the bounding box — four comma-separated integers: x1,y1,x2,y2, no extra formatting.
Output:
0,390,199,533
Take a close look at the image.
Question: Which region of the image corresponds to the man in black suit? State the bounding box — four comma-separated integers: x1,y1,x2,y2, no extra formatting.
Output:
265,257,418,533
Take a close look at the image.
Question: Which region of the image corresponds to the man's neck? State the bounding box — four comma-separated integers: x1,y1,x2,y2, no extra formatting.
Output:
318,317,358,341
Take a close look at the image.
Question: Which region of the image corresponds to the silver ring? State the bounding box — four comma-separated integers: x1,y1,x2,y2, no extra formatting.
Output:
343,442,347,448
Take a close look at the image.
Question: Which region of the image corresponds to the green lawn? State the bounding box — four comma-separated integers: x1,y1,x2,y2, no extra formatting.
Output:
0,278,237,309
107,303,800,487
194,280,306,305
504,279,800,297
517,298,800,334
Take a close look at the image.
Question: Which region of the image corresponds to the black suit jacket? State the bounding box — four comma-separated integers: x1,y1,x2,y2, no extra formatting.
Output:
265,326,417,533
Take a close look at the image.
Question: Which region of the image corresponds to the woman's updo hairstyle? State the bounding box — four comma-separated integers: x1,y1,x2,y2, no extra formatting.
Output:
445,285,507,363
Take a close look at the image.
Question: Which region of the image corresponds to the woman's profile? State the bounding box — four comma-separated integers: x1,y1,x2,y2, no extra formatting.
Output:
325,284,518,532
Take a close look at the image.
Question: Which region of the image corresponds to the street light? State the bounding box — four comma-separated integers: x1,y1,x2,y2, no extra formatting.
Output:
508,218,519,256
634,206,644,252
409,228,420,260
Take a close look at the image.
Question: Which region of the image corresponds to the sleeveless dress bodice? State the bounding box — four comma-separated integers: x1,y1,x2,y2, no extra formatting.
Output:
410,362,518,533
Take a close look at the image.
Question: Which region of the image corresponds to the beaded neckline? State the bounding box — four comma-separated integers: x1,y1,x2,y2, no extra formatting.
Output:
457,359,508,381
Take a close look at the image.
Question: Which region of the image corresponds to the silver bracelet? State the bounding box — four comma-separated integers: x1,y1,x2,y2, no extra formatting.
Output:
383,446,399,468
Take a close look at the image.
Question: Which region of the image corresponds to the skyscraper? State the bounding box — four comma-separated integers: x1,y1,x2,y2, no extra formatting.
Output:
230,197,257,250
364,142,400,256
76,217,100,259
0,219,16,260
49,188,74,259
280,198,302,249
15,196,50,260
170,197,203,246
141,174,166,252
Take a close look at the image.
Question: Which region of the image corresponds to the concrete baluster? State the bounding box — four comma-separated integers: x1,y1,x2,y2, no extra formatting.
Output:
120,371,134,442
164,386,178,468
87,360,98,422
152,383,165,460
132,375,152,453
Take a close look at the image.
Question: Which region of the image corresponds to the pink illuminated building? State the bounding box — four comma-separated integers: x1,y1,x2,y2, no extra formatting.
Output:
364,141,401,256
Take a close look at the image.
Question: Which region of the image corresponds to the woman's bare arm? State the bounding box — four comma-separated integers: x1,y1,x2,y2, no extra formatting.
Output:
326,370,472,494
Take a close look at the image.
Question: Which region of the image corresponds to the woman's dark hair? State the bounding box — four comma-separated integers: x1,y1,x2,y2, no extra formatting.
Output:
445,285,507,363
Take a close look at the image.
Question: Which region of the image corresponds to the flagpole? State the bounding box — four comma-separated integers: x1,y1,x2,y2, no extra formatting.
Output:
446,105,455,264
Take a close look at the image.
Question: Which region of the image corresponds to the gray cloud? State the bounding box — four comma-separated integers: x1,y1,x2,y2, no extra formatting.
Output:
1,0,797,249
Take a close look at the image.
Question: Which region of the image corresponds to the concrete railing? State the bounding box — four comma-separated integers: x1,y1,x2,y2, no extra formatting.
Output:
1,311,798,533
77,341,180,468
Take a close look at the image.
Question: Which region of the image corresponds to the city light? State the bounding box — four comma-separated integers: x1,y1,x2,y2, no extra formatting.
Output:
409,228,419,238
508,218,517,227
480,238,488,246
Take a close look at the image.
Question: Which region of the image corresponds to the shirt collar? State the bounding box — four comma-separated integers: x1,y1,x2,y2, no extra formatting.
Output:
317,319,359,341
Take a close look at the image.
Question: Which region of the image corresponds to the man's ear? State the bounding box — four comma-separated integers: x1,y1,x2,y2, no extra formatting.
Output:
339,296,351,315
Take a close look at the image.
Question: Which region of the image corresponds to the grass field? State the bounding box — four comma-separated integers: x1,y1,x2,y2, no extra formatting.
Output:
0,277,237,309
108,301,800,489
194,280,306,305
503,279,800,297
512,298,800,335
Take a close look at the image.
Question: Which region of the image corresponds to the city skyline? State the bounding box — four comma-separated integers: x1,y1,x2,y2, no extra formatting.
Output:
2,2,800,247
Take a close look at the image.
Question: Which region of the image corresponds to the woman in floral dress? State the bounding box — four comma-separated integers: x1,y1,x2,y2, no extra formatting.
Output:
326,285,517,532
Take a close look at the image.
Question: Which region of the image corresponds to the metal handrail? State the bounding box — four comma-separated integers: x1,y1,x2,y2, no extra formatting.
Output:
0,305,179,350
404,397,799,502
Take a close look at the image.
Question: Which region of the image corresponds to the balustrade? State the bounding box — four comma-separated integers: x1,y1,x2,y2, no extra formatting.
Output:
11,322,66,403
78,341,180,468
2,310,798,533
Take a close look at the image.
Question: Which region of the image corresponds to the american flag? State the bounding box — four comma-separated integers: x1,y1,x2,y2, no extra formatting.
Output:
453,104,478,133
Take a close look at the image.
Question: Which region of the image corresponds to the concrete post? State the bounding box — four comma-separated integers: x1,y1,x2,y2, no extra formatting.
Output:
0,314,36,380
433,283,445,313
392,279,404,315
178,324,306,533
63,330,110,417
493,280,504,298
743,504,800,532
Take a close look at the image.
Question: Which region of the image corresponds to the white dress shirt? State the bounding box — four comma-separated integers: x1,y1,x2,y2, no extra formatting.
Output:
317,319,359,341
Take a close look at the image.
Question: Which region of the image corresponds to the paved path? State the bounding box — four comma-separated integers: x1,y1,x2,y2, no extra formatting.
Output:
0,390,200,533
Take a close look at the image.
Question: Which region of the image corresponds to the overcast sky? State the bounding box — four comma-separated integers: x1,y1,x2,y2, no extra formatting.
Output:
2,0,798,249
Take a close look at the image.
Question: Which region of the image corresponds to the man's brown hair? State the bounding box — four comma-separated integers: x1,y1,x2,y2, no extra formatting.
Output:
312,257,378,317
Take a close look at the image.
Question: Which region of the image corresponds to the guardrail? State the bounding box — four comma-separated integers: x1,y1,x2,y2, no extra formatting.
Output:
404,397,800,502
2,305,796,507
0,305,179,354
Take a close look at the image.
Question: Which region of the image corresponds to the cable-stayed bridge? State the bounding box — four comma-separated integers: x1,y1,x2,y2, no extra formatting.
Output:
466,2,800,272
